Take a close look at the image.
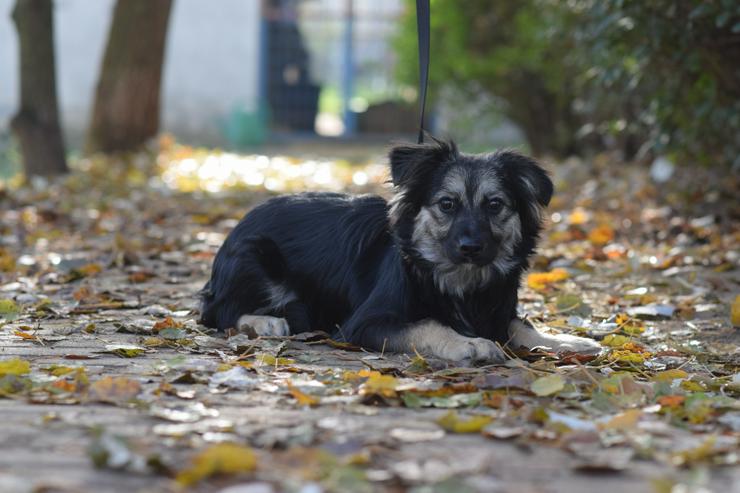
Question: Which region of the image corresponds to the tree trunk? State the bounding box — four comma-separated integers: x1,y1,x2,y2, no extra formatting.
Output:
501,73,582,158
86,0,173,154
10,0,68,177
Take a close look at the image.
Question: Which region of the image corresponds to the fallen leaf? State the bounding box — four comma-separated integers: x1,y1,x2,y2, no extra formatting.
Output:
588,224,615,246
152,317,182,332
0,374,33,395
531,374,565,396
104,344,145,358
88,376,141,404
359,370,399,398
0,358,31,376
46,365,76,377
554,293,591,316
13,330,41,342
599,409,642,430
436,411,492,433
658,395,685,408
608,350,648,365
602,334,630,347
176,443,256,486
0,299,20,320
158,328,189,340
568,208,589,225
254,354,295,366
615,313,646,335
526,268,569,291
652,369,688,382
731,295,740,327
287,382,320,406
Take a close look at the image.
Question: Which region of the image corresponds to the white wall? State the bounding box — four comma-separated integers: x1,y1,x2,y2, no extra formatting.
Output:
0,0,261,148
163,0,262,144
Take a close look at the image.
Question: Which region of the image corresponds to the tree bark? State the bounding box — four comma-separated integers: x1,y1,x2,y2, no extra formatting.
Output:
10,0,68,177
86,0,173,153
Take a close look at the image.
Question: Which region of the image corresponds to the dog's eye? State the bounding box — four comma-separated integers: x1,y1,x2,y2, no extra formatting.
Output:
487,198,504,213
438,198,456,213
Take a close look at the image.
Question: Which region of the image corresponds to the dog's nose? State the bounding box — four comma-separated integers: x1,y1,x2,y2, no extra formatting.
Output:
458,238,483,257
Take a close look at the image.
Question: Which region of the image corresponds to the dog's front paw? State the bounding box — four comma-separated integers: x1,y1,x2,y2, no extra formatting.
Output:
236,315,290,337
546,333,602,355
439,337,506,364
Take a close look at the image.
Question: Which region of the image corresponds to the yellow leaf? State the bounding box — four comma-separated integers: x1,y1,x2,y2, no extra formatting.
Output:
47,365,75,377
732,295,740,327
437,411,492,433
142,337,165,347
526,268,569,291
176,443,256,486
568,208,589,225
287,382,320,406
615,313,645,335
14,330,41,342
599,409,641,430
0,358,30,376
651,369,688,382
588,224,615,246
602,334,630,347
360,370,399,398
254,354,295,366
680,380,705,392
530,374,565,396
0,299,21,321
608,350,647,365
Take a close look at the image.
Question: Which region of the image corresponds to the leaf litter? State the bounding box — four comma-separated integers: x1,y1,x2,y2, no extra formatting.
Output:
0,146,738,491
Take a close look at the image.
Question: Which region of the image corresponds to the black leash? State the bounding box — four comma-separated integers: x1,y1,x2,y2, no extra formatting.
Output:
415,0,430,144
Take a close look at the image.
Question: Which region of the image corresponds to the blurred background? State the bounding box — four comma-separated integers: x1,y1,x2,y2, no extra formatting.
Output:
0,0,738,184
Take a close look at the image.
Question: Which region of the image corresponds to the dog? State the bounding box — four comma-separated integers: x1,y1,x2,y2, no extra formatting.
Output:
198,139,601,363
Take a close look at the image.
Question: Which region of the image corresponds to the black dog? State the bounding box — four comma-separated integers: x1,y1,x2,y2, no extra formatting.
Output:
199,140,600,363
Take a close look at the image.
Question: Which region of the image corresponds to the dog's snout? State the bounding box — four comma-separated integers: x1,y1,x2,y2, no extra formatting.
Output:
457,237,483,257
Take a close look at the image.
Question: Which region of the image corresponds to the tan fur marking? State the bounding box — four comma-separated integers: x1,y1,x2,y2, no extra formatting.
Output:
506,319,601,354
385,320,506,363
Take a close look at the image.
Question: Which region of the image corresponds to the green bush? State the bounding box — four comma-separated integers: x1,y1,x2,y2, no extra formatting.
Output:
395,0,740,166
395,0,584,157
579,0,740,167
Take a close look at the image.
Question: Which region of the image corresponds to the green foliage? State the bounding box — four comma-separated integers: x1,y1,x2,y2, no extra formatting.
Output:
395,0,583,156
395,0,740,166
579,0,740,166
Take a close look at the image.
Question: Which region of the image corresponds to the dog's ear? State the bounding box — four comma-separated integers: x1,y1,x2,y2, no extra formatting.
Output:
497,150,553,208
389,139,457,189
497,151,553,236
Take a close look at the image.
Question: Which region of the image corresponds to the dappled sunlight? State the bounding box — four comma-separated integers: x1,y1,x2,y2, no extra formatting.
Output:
157,146,389,194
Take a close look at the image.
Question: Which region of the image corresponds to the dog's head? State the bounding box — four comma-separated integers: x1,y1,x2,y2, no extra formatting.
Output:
388,139,552,295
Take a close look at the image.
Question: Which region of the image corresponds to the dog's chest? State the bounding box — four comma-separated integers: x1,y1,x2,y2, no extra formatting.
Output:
419,288,515,342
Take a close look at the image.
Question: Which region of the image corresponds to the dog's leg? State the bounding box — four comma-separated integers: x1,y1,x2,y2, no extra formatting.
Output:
507,318,601,355
236,314,290,337
384,320,506,364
